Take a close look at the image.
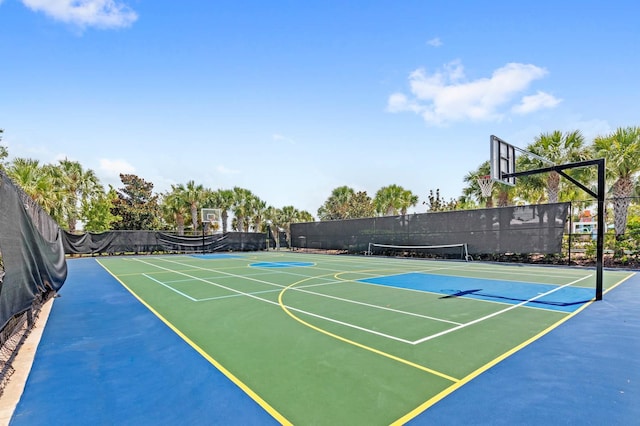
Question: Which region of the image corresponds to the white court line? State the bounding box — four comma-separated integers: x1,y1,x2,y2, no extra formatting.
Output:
134,258,458,343
258,251,591,282
284,306,416,344
291,284,463,326
410,274,593,345
137,256,586,346
134,258,415,344
142,273,199,301
158,257,462,325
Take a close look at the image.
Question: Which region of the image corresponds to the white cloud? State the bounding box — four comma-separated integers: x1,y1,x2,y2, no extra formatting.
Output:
388,61,556,125
216,165,240,175
512,91,562,114
567,118,611,140
99,158,135,177
426,37,442,47
21,0,137,29
386,93,422,114
272,133,296,144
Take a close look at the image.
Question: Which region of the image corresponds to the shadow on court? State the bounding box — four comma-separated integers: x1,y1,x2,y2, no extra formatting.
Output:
412,269,640,425
440,288,592,308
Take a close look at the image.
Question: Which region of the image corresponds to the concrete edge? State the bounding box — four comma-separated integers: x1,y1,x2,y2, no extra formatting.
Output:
0,298,54,426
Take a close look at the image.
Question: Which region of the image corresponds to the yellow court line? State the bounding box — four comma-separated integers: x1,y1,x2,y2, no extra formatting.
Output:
391,270,637,425
277,272,460,383
96,259,293,426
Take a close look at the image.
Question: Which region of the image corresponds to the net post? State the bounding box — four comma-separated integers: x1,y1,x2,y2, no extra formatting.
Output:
463,243,472,262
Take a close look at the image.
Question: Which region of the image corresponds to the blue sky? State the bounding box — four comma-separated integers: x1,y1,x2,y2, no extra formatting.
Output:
1,1,639,216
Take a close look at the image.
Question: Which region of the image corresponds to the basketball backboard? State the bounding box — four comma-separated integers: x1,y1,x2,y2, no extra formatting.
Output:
490,135,516,186
201,208,222,233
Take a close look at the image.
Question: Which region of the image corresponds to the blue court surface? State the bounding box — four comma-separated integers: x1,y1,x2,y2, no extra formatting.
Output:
10,257,640,425
10,258,276,426
361,273,594,313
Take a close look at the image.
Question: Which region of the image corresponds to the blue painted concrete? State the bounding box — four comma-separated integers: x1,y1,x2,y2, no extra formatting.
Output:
409,271,640,425
361,272,593,312
10,257,277,426
12,259,638,425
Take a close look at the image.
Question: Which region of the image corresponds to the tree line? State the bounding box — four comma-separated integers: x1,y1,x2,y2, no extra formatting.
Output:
1,126,639,242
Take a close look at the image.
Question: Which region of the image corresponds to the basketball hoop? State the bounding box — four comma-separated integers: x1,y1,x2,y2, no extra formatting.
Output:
477,175,494,198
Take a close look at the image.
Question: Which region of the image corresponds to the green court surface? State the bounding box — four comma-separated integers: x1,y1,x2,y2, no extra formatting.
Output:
96,252,634,425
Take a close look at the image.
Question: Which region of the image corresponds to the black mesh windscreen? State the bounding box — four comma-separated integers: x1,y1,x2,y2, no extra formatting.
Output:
62,230,268,254
291,203,569,255
0,170,67,332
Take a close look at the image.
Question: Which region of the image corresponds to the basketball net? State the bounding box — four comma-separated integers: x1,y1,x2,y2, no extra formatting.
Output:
477,175,494,198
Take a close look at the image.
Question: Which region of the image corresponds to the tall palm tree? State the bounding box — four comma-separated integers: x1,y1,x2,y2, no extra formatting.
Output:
398,189,419,215
232,187,254,232
182,180,206,233
249,197,267,232
317,186,356,220
297,210,314,222
462,160,512,207
374,184,417,216
278,205,299,245
521,130,591,204
594,126,640,238
210,189,235,233
463,166,489,207
5,158,63,222
264,205,282,248
55,158,102,232
163,185,189,235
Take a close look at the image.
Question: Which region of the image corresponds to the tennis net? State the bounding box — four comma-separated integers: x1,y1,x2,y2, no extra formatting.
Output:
367,242,472,261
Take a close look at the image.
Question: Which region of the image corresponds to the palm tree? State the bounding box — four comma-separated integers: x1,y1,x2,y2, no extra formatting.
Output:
5,158,63,221
55,158,102,232
278,205,299,245
277,206,314,246
209,189,235,233
264,206,282,249
594,126,640,238
297,210,314,222
521,130,591,204
317,186,356,220
374,184,417,216
182,180,206,234
163,185,189,235
398,189,419,215
249,197,267,232
232,187,255,232
463,160,521,207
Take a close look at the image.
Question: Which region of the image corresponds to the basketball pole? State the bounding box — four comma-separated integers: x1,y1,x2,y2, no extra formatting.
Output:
501,157,606,301
595,158,605,300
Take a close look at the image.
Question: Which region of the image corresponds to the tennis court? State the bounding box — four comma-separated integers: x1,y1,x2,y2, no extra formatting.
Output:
12,251,635,425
